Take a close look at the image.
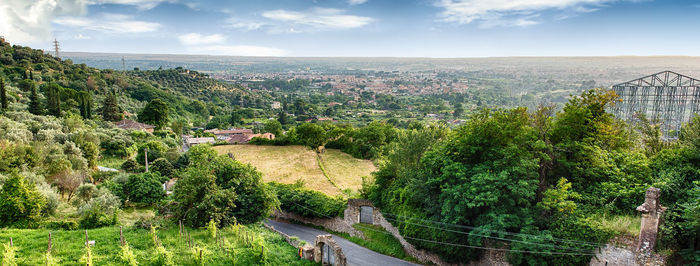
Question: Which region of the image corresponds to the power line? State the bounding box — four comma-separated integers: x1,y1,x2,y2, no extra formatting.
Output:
352,223,596,256
380,211,602,247
287,202,597,256
381,215,596,253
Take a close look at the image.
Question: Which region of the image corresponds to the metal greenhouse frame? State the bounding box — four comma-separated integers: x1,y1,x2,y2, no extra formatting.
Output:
612,71,700,137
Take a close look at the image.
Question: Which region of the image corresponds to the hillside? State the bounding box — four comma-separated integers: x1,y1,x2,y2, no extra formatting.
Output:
213,145,376,196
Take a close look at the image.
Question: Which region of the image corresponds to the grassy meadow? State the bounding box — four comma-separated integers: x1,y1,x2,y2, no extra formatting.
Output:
213,145,376,196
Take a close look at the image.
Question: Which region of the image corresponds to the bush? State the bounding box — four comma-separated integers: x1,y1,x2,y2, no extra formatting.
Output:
121,159,141,173
150,158,174,178
124,172,165,204
173,145,277,227
270,182,346,218
77,187,120,228
0,173,46,227
42,220,79,230
79,207,118,229
136,140,168,165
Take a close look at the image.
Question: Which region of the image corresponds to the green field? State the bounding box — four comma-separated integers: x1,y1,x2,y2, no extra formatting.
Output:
0,223,316,266
213,145,376,196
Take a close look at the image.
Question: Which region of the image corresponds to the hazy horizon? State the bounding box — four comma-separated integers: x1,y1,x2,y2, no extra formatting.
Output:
3,0,700,57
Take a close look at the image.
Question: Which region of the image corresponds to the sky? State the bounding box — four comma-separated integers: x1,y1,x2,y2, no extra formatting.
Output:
1,0,700,57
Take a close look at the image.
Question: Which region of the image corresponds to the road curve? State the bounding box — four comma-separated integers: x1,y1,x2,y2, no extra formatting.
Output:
265,219,420,266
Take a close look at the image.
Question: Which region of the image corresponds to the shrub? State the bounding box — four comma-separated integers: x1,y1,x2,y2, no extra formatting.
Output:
152,245,174,266
73,183,98,206
42,220,79,230
79,207,118,229
124,172,165,204
270,182,346,218
208,219,217,238
121,159,141,173
36,182,60,215
136,141,168,165
150,158,174,178
2,242,17,266
0,173,46,227
173,145,277,227
77,188,120,229
120,244,138,266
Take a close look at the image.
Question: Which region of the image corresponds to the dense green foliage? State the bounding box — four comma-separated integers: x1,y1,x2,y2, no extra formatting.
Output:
367,89,699,265
138,99,169,129
0,173,46,227
173,145,277,227
124,172,166,204
270,182,346,218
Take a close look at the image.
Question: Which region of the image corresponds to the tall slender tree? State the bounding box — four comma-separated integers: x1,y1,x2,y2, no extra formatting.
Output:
77,91,92,119
0,77,7,112
46,83,62,117
28,83,42,115
101,89,123,122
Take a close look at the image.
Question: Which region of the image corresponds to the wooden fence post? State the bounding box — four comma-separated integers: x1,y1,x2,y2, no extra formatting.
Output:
9,237,13,247
48,231,52,254
120,226,125,246
85,230,89,247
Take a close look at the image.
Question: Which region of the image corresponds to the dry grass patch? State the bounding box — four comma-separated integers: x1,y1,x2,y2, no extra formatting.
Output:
321,149,377,192
214,145,342,195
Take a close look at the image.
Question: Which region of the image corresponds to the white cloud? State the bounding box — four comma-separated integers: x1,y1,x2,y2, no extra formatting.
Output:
262,8,373,32
226,20,268,31
88,0,174,11
178,33,225,45
74,33,91,39
436,0,614,27
54,13,161,33
348,0,369,5
189,45,286,57
0,0,168,43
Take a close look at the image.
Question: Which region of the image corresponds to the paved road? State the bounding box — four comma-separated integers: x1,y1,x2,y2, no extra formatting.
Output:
265,219,420,266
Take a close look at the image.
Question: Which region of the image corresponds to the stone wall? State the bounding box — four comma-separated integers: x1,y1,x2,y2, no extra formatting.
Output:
272,209,364,238
344,199,488,266
314,234,347,266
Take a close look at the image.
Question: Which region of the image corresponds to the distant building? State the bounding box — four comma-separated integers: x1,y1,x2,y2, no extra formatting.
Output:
186,137,216,145
327,102,342,107
114,119,155,133
227,133,275,144
271,101,282,109
205,128,254,140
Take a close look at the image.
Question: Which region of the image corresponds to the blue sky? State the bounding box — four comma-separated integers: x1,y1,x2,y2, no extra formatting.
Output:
1,0,700,57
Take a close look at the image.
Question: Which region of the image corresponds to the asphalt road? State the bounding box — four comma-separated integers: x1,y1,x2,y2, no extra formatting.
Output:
265,219,420,266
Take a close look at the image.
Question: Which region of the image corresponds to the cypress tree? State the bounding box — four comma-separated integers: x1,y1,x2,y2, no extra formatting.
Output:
78,91,92,119
28,84,42,115
0,77,7,111
101,89,123,122
46,83,61,117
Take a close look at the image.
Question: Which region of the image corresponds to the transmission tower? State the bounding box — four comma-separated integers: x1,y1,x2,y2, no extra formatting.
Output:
53,39,60,58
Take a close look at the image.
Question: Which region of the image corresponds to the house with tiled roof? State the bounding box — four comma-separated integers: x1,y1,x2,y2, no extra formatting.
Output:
114,119,155,133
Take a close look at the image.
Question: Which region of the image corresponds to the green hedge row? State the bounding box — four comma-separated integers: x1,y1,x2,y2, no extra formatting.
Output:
270,182,346,219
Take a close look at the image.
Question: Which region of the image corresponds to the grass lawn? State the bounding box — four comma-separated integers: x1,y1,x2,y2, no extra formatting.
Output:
588,213,642,237
214,145,376,196
97,156,127,169
0,223,317,265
